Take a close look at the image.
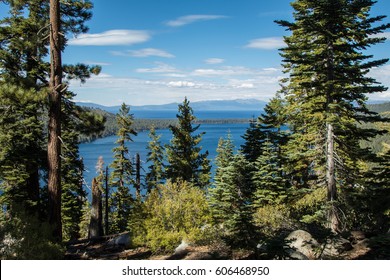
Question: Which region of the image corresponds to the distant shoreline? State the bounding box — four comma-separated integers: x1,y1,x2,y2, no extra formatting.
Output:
79,118,251,143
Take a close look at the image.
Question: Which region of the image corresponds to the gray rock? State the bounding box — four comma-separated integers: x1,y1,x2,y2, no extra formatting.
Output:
285,230,320,259
350,231,366,243
321,236,352,257
285,248,309,260
174,240,189,254
107,233,131,248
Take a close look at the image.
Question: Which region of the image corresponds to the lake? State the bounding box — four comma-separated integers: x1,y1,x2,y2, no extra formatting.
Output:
79,122,249,190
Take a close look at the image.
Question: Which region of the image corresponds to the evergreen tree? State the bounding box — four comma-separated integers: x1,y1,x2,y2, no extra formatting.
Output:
209,133,235,224
252,139,287,208
240,117,265,163
109,103,137,233
0,84,45,214
217,154,256,247
277,0,390,231
145,126,165,193
165,97,211,189
0,0,101,241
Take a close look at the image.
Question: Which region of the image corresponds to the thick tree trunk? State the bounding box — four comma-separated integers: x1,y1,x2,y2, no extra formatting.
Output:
89,178,103,238
48,0,62,241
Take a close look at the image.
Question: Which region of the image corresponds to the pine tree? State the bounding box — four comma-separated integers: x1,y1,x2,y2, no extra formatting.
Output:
253,139,287,208
277,0,390,231
240,117,265,163
217,154,256,247
0,0,101,241
145,126,165,193
165,97,211,189
0,84,45,214
209,133,235,224
109,103,137,233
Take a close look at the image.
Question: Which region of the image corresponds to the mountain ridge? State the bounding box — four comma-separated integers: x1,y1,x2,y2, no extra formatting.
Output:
76,99,268,113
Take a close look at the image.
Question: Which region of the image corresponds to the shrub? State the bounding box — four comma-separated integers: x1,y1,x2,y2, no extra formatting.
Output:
0,208,64,259
144,180,211,253
253,204,294,237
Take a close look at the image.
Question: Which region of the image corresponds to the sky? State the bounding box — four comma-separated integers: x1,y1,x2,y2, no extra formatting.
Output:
3,0,390,106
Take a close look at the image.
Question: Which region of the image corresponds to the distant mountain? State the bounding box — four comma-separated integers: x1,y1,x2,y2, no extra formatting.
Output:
76,99,268,113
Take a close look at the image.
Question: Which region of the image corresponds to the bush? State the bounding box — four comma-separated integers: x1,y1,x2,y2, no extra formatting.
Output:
144,180,211,253
253,204,295,237
0,208,64,259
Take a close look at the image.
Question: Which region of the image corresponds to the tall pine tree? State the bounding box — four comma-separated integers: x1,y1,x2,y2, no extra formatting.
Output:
109,103,137,233
165,97,211,189
145,126,165,193
277,0,389,231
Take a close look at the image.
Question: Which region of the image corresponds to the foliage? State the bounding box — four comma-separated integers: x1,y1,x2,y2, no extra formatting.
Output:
240,117,265,162
277,0,389,231
109,103,137,234
211,153,257,247
165,97,211,189
253,140,287,207
253,204,294,238
0,208,64,259
0,83,45,215
209,134,235,225
144,180,211,253
145,126,165,193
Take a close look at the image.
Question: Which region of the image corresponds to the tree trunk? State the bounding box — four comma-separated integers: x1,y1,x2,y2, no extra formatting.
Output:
135,153,141,200
89,178,103,238
326,122,339,232
48,0,62,241
105,166,109,235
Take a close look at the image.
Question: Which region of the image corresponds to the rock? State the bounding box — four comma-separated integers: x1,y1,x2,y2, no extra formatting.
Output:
174,240,189,254
284,249,309,260
107,233,131,248
350,231,366,244
321,236,353,258
285,230,320,259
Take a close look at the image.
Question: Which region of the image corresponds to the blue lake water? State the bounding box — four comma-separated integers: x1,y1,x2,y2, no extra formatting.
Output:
79,122,250,190
131,110,262,119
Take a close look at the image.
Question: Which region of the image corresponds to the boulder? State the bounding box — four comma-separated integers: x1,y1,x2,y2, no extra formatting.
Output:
350,231,366,244
285,230,320,259
174,240,189,255
321,236,352,258
107,232,131,248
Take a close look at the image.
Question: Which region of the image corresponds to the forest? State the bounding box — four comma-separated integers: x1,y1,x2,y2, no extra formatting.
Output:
0,0,389,260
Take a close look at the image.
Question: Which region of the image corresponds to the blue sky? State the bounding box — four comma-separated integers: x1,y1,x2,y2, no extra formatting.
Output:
2,0,390,105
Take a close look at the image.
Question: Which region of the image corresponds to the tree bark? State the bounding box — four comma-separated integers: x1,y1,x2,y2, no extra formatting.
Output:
135,153,141,200
326,123,336,201
48,0,62,241
89,178,103,238
105,166,109,235
325,40,340,233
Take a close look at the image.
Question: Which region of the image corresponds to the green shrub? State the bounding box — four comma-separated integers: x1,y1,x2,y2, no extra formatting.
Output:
144,180,211,253
253,204,295,237
0,208,64,259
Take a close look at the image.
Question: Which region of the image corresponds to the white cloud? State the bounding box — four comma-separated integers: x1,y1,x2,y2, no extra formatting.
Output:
205,58,225,65
82,61,111,66
68,30,150,46
167,81,196,88
112,48,175,58
369,64,390,101
369,32,390,40
192,66,255,77
136,62,178,73
68,64,285,105
245,37,286,50
165,15,227,27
